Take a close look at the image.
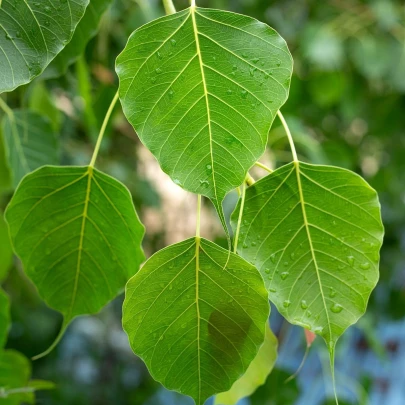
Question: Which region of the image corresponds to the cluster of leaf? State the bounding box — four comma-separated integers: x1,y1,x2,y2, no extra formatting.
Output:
0,0,391,404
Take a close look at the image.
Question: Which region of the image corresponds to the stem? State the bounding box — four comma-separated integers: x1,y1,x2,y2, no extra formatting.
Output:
190,0,196,7
233,181,246,254
0,97,13,118
89,91,119,167
196,194,201,237
277,110,298,162
285,345,310,383
162,0,176,14
245,173,255,186
255,161,273,173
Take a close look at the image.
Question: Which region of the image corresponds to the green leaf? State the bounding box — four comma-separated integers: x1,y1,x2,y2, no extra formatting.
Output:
0,289,10,349
43,0,112,79
214,322,277,405
0,0,89,93
231,162,384,350
2,110,59,188
5,166,145,330
0,129,11,193
116,7,292,231
0,350,33,405
123,237,270,405
27,379,56,391
0,213,13,283
27,82,62,133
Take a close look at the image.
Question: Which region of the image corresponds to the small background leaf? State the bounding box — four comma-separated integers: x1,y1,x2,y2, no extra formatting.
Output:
2,110,59,188
0,0,89,93
215,322,278,405
0,213,13,283
123,237,270,405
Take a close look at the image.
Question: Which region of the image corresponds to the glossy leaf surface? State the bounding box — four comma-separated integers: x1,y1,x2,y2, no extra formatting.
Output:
2,110,59,188
123,237,270,405
0,0,89,93
215,322,277,405
116,6,292,227
5,166,145,324
231,162,384,349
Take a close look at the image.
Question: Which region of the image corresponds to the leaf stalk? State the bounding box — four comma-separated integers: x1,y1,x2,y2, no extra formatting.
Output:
277,110,298,162
162,0,176,14
89,91,119,167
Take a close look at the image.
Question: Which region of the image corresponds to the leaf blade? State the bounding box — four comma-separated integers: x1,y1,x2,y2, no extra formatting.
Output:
123,237,270,405
5,166,145,323
231,162,384,347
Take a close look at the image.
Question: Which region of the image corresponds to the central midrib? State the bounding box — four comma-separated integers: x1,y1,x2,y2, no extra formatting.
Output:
294,161,332,341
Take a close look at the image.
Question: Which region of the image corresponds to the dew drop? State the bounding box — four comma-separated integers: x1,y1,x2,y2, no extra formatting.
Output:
227,89,233,95
171,39,177,46
360,262,370,270
283,300,291,308
155,67,162,74
280,271,289,280
269,287,277,293
347,256,355,266
264,268,270,274
251,241,256,246
301,300,308,309
290,252,295,260
306,310,312,317
331,303,343,313
270,254,276,263
16,31,21,38
242,242,248,249
206,164,212,171
241,90,248,99
169,90,174,99
329,288,336,298
157,51,163,60
252,57,259,63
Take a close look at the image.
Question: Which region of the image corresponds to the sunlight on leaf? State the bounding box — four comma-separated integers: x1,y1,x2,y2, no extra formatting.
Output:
123,237,270,405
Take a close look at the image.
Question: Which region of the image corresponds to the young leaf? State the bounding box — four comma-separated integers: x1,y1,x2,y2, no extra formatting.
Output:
0,350,32,405
0,213,13,282
214,322,277,405
5,166,145,352
231,162,384,351
116,6,292,230
123,237,270,405
0,0,89,93
2,110,59,188
43,0,112,79
0,289,10,349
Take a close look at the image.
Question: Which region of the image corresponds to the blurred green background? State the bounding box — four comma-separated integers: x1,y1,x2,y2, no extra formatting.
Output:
1,0,404,404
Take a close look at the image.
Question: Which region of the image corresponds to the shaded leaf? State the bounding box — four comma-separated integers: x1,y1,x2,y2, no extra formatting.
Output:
0,289,10,349
0,350,33,405
116,6,292,230
0,130,11,193
2,110,59,188
0,0,89,93
5,166,145,328
215,322,277,405
231,162,384,350
123,237,270,405
0,213,13,283
43,0,112,79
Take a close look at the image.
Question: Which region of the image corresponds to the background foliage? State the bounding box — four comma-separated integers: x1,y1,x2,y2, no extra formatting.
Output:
1,0,404,404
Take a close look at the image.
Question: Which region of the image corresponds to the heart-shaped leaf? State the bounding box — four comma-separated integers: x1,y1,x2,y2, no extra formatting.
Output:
116,6,292,230
0,289,10,349
231,162,384,350
0,0,89,93
43,0,112,79
2,110,59,188
5,166,145,348
214,322,277,405
123,237,270,405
